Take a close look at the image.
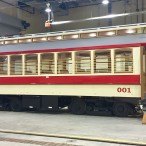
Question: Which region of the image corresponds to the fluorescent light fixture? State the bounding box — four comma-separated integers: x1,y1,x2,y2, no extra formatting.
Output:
51,13,128,25
52,21,72,25
45,7,51,13
88,13,129,20
102,0,109,5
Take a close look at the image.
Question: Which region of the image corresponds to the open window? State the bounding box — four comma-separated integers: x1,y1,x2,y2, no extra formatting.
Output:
40,53,54,74
94,50,111,73
0,56,7,75
75,51,91,74
25,54,38,75
114,49,133,73
57,52,72,74
10,55,22,75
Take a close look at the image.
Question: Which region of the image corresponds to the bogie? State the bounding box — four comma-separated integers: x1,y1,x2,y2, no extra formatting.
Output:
0,24,145,117
69,98,86,115
0,95,139,117
112,102,135,117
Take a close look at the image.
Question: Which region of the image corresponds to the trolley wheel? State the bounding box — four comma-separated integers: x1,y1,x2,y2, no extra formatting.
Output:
3,103,11,111
86,103,94,115
2,99,11,111
112,102,132,117
69,98,86,115
10,100,22,112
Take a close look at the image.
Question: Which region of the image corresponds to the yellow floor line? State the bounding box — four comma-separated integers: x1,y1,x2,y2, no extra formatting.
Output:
0,129,145,145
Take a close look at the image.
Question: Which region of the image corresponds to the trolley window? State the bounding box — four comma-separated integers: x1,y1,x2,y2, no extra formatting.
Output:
114,49,133,73
10,55,22,75
40,53,54,74
0,56,7,75
25,54,38,75
75,51,91,74
57,52,72,74
94,50,111,73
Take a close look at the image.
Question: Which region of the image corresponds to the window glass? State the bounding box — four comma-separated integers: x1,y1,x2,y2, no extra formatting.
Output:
57,52,72,74
10,55,22,75
114,49,133,73
94,50,111,73
25,54,38,75
40,53,54,74
0,56,7,75
75,51,91,74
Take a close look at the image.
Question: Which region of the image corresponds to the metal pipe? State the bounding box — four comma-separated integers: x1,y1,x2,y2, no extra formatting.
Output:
108,0,112,26
136,0,139,23
142,0,144,23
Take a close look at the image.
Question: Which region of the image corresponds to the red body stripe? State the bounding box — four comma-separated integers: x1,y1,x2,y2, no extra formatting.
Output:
0,75,140,85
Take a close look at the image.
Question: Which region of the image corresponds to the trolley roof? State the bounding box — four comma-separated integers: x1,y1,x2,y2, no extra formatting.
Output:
1,23,146,46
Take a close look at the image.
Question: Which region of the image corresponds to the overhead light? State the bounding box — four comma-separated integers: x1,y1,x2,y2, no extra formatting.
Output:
45,7,51,13
45,3,52,13
51,13,129,26
87,13,129,21
52,21,72,25
102,0,109,5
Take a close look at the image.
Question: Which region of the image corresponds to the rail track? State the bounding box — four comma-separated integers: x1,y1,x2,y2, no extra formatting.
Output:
0,130,145,146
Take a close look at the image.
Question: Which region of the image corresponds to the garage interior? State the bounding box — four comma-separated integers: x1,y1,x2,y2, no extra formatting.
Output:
0,0,146,146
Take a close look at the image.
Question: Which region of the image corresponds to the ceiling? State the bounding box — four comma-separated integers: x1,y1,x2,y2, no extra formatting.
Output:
0,0,126,15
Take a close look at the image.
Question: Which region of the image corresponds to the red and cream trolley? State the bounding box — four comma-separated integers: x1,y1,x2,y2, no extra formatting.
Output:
0,23,146,116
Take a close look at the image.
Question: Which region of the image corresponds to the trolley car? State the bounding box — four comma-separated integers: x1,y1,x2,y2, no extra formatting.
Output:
0,23,146,116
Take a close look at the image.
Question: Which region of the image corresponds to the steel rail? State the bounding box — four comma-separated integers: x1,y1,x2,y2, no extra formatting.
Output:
0,129,145,146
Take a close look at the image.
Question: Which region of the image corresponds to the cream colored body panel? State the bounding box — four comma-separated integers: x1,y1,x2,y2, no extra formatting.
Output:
133,47,141,74
0,85,141,98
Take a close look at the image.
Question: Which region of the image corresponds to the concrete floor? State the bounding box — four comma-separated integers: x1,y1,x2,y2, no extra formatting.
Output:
0,111,145,145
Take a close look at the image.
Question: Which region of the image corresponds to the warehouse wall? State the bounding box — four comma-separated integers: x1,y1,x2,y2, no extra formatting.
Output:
17,9,48,34
0,0,146,34
0,23,20,36
0,6,48,34
0,12,23,36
